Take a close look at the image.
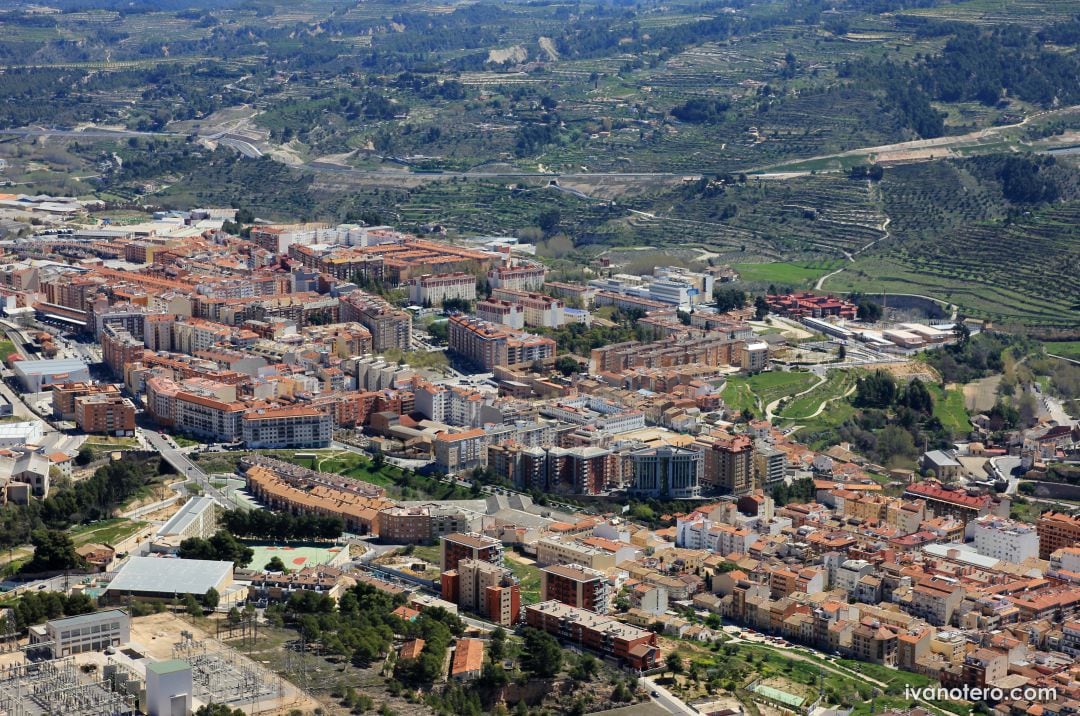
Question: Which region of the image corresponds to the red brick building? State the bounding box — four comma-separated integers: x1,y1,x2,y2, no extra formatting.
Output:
540,563,611,614
525,600,658,670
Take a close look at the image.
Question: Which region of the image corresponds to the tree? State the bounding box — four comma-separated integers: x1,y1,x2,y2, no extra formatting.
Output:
371,452,386,471
713,288,746,312
875,425,918,465
265,556,287,572
184,593,203,617
536,209,561,234
854,370,898,409
856,299,883,322
178,530,253,567
900,378,934,414
489,627,507,662
838,344,847,361
754,296,769,320
226,607,241,625
23,530,86,574
521,628,562,678
75,446,94,466
202,587,220,610
555,355,583,377
667,651,684,676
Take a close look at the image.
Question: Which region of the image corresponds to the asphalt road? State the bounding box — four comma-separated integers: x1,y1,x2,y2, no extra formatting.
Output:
639,675,696,715
141,429,232,507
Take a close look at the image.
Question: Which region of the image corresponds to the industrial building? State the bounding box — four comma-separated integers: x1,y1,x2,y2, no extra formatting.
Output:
104,556,234,602
29,609,130,658
13,358,90,392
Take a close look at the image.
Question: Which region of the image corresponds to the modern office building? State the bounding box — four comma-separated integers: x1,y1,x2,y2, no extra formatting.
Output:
629,445,703,499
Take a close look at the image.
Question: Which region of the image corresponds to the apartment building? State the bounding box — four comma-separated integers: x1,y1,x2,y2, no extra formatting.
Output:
52,382,121,420
447,315,555,371
909,580,964,626
441,558,521,626
74,393,136,435
541,563,610,614
433,428,487,475
525,601,658,670
590,332,747,373
1037,511,1080,560
440,532,503,572
696,433,754,495
242,456,390,535
377,504,481,544
903,482,993,526
490,288,566,328
487,262,546,292
753,442,786,486
535,536,616,573
338,291,412,352
174,391,246,442
676,514,754,556
171,318,233,355
406,272,477,307
241,406,332,449
972,515,1039,563
100,325,144,377
476,298,525,330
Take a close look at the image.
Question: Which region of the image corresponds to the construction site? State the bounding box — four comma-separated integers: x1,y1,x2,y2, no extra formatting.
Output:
0,612,316,716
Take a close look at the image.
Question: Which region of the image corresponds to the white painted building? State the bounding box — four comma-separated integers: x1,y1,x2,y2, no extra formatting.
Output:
145,659,193,716
972,515,1039,564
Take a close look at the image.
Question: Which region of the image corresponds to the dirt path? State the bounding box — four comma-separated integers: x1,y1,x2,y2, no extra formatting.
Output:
747,103,1080,174
765,374,826,420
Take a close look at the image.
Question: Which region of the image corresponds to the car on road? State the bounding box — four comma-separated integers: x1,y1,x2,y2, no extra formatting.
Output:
650,691,660,698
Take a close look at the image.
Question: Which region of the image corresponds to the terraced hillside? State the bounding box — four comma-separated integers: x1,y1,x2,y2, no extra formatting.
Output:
831,202,1080,328
610,173,888,260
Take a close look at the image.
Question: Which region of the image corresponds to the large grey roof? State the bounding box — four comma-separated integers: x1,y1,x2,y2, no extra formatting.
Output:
106,556,232,595
12,358,88,376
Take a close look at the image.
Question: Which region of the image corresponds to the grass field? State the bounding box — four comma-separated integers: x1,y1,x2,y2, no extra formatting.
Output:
0,340,16,360
1045,341,1080,360
408,544,442,566
505,552,542,605
723,371,820,416
731,261,843,288
776,372,855,421
928,384,972,437
69,518,148,548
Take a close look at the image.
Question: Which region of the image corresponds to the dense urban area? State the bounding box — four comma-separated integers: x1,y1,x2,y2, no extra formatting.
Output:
0,1,1079,716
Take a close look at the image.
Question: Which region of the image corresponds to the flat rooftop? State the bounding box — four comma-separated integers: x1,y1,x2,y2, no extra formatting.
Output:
156,496,217,538
106,556,233,596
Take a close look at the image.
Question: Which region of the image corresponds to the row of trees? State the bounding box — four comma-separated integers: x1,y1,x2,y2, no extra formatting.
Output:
4,590,95,632
177,530,253,568
219,509,343,541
